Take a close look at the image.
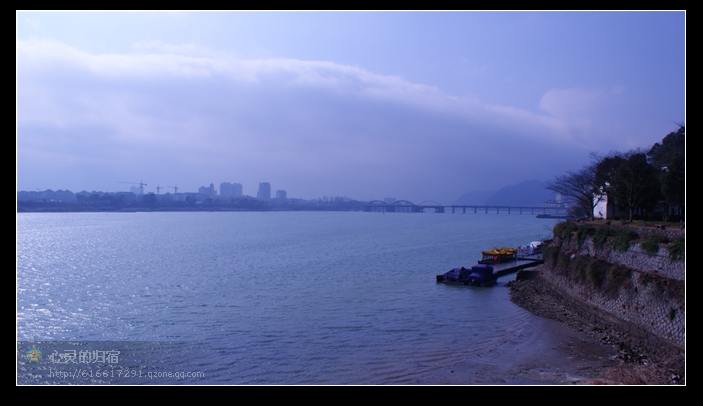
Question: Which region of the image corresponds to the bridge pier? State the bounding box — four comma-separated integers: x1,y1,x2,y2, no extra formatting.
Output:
462,207,466,214
452,207,455,214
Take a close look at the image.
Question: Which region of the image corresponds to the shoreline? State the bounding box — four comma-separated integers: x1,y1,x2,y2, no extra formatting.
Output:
508,269,684,384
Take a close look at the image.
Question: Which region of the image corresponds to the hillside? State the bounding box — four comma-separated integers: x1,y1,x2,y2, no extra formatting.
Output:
455,180,555,206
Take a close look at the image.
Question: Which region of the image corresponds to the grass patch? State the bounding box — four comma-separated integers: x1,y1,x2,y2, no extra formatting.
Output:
568,255,591,283
613,229,639,252
640,235,669,256
604,265,632,298
553,222,567,237
592,227,612,249
586,260,607,288
638,272,685,302
554,222,578,242
576,226,595,248
667,238,685,261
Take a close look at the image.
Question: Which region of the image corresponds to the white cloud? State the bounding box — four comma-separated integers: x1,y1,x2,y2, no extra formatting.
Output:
17,39,576,143
538,87,626,136
18,39,608,199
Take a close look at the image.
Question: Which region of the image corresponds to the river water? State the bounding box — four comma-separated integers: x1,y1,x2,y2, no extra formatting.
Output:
17,211,614,384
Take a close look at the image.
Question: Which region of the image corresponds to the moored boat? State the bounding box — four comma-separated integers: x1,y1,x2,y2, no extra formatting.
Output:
436,264,496,286
479,247,517,264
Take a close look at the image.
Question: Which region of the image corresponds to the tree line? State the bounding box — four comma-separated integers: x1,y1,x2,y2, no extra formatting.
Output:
548,126,685,222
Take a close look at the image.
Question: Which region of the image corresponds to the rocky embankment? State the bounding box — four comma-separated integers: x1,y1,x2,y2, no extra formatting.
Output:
509,221,685,384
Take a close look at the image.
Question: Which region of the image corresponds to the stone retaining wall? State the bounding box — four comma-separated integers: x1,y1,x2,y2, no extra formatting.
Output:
542,234,685,348
558,236,684,280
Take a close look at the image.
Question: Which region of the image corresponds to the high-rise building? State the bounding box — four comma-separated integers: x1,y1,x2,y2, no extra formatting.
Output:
275,190,287,200
220,182,243,198
257,182,271,200
232,183,243,198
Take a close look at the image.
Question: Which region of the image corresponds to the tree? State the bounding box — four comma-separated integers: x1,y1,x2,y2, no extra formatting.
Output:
661,155,685,219
548,162,602,220
648,125,685,168
648,125,685,220
607,152,661,221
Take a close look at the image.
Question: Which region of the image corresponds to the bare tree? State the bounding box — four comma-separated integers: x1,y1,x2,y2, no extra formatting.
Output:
548,162,603,220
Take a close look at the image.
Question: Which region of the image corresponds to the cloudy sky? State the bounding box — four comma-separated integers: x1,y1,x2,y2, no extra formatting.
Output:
17,11,685,202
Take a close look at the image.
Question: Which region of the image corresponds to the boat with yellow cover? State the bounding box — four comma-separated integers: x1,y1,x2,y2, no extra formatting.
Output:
480,247,517,264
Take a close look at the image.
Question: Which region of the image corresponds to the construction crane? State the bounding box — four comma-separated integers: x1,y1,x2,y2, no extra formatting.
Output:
156,185,162,195
117,180,148,195
167,185,179,194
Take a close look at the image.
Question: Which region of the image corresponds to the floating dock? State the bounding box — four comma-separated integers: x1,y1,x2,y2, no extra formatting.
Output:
490,255,543,278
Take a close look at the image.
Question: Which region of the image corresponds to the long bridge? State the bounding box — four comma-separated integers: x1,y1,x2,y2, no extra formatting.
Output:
364,200,568,215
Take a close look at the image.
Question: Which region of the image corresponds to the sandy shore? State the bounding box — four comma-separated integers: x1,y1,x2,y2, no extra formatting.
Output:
508,270,684,385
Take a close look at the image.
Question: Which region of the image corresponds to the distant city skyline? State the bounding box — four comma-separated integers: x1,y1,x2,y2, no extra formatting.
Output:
17,11,685,202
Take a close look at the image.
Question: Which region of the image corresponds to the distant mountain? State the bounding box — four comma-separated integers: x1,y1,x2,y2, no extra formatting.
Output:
456,180,555,206
454,189,496,205
485,180,554,206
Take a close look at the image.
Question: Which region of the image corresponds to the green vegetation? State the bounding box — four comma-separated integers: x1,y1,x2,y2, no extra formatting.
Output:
596,153,662,222
640,235,669,256
613,229,639,252
638,272,685,302
667,237,685,261
547,221,683,305
592,227,612,249
555,253,632,295
548,126,684,221
567,255,591,283
552,222,565,239
649,126,685,221
554,222,578,241
605,265,632,298
542,245,559,267
551,222,679,260
587,260,607,288
576,226,595,248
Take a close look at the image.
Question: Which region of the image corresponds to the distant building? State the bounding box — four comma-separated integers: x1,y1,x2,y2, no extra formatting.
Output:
594,194,607,219
220,182,243,198
130,186,143,196
198,183,216,198
171,192,187,202
17,190,77,203
593,191,618,219
115,191,137,204
232,183,243,197
257,182,271,200
183,192,199,203
275,190,287,200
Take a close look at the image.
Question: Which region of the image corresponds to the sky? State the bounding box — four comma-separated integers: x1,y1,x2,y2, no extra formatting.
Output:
16,11,685,203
